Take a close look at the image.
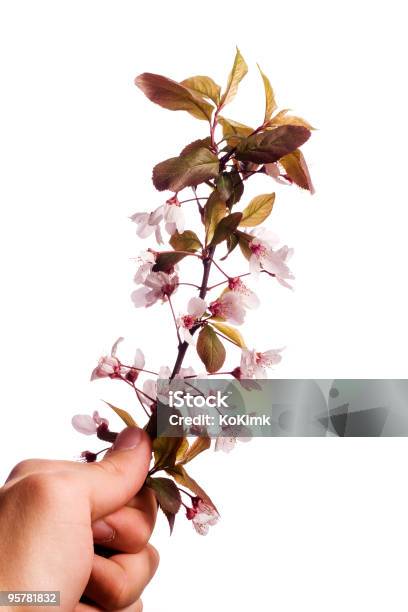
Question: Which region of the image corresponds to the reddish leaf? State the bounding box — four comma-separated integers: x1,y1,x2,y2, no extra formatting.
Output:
235,125,311,164
152,252,187,272
146,476,181,534
135,73,213,121
279,149,315,193
180,137,212,157
152,148,219,192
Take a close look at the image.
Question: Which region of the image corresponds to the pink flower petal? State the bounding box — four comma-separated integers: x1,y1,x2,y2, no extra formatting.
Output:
72,414,97,435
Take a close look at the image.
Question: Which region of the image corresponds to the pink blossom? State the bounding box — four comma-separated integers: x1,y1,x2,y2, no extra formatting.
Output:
130,209,163,244
91,338,145,382
122,347,146,383
140,196,185,238
163,195,185,235
248,228,294,288
214,434,251,453
178,297,207,345
91,355,121,381
140,378,157,409
72,410,108,435
91,337,122,381
240,347,284,378
131,271,179,308
228,277,260,309
134,251,155,284
215,436,237,452
209,291,246,325
187,498,219,535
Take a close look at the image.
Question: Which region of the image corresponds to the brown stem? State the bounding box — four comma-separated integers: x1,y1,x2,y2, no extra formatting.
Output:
170,245,215,380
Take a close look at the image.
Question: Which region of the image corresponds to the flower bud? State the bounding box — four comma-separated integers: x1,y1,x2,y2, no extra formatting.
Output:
80,450,97,463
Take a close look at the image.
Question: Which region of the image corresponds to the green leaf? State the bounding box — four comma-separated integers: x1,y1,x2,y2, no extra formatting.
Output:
210,212,243,246
180,75,221,105
257,64,277,124
169,230,202,252
146,476,181,534
240,193,275,227
152,148,219,192
219,47,248,109
226,168,244,208
135,73,213,121
279,149,315,193
235,125,311,164
218,116,253,147
204,192,227,244
153,436,186,471
210,321,246,348
180,137,212,157
103,401,138,428
152,252,187,272
168,465,218,511
196,325,226,373
178,436,211,464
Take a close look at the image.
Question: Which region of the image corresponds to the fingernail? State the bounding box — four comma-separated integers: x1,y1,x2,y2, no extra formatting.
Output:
92,519,115,543
112,427,142,451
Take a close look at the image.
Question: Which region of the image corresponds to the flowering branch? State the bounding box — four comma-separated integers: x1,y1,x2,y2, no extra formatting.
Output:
72,48,314,535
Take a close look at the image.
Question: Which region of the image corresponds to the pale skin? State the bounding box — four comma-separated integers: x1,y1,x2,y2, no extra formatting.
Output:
0,427,159,611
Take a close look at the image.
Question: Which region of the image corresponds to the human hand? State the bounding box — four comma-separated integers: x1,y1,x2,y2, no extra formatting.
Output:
0,427,159,611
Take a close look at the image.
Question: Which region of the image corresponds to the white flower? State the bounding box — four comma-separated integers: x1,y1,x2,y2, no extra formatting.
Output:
90,337,124,381
240,347,284,378
215,436,237,452
178,297,207,345
132,196,185,240
141,378,157,408
209,291,246,325
215,434,250,452
134,251,155,284
90,354,121,380
248,228,294,288
120,347,146,382
228,277,260,308
72,410,108,435
130,208,164,244
155,365,197,403
133,348,145,370
131,271,179,308
189,498,219,536
162,195,185,235
90,337,145,382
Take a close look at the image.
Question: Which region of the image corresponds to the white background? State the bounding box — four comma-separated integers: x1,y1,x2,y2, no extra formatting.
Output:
1,1,408,610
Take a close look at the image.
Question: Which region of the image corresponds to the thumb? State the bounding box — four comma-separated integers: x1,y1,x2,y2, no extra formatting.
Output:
81,427,152,520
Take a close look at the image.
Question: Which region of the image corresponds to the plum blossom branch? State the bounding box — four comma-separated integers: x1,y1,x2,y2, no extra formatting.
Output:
72,49,314,537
